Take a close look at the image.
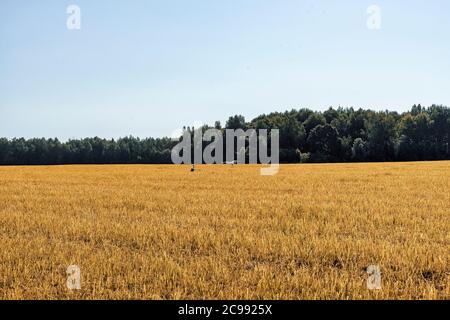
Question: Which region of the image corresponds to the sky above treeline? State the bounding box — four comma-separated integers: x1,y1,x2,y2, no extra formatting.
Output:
1,0,449,140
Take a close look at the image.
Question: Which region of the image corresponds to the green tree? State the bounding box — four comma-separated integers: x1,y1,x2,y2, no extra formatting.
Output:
303,113,326,135
225,115,246,129
352,138,368,161
307,124,340,162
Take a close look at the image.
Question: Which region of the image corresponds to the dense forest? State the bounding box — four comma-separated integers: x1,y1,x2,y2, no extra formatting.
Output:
0,104,449,165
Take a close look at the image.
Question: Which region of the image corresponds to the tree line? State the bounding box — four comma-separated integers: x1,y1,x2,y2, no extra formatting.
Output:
0,104,449,165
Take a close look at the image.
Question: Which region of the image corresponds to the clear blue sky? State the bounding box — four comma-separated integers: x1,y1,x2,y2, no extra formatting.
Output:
1,0,449,140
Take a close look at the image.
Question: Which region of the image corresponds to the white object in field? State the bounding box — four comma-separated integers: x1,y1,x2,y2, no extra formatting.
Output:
367,265,381,290
66,265,81,290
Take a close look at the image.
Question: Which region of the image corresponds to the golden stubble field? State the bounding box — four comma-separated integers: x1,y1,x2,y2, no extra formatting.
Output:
0,162,449,300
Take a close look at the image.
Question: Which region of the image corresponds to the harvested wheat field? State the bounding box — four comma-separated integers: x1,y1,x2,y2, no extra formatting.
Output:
0,162,449,300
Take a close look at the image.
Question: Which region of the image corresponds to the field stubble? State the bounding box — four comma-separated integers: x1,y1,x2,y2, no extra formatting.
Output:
0,162,449,299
